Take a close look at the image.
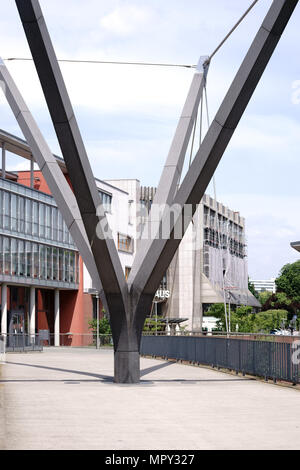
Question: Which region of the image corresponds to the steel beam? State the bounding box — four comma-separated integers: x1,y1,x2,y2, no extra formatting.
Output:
15,0,127,307
13,0,298,383
129,61,209,286
0,59,102,296
131,0,299,307
15,1,132,368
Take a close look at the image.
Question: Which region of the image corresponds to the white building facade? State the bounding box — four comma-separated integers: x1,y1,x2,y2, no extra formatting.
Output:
250,279,276,294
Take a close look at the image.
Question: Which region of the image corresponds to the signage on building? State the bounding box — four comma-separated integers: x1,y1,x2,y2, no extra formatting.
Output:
155,289,170,300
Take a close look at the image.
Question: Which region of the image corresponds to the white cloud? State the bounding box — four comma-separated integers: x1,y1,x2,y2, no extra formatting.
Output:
100,5,151,36
2,58,192,119
216,193,300,279
230,114,300,160
0,0,299,283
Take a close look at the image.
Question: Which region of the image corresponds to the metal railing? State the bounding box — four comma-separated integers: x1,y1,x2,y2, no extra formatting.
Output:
1,334,43,353
141,335,300,385
0,333,113,351
143,330,300,343
47,333,113,348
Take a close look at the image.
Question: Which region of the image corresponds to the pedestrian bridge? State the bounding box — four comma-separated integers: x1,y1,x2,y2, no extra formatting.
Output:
1,347,300,450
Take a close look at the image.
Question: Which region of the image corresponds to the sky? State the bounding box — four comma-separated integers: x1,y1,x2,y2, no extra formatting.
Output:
0,0,299,280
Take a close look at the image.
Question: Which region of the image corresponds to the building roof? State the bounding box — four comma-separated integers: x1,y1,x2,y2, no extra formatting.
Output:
291,241,300,252
0,129,129,195
229,289,261,309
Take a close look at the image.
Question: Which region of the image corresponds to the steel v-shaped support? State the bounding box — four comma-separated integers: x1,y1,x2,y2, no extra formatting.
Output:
12,0,298,382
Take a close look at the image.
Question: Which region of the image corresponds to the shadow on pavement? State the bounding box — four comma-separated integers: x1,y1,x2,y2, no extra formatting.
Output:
1,360,255,385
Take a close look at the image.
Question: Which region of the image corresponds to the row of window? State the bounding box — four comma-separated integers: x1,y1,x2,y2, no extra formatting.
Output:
0,235,79,284
204,206,244,238
204,229,245,258
0,189,74,246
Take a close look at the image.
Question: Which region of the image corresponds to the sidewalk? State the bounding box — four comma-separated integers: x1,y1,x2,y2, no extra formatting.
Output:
1,348,300,450
0,364,5,450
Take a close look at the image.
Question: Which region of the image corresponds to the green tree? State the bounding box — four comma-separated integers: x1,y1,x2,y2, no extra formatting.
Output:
206,303,288,333
89,314,112,346
143,316,165,333
263,292,299,318
259,291,273,309
248,279,259,300
250,310,288,333
276,260,300,303
89,315,112,335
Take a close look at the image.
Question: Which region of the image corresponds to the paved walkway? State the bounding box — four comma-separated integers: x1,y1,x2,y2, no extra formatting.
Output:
1,348,300,450
0,366,4,450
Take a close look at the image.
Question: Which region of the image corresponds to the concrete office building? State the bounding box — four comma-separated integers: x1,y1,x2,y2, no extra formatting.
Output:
250,279,276,294
140,188,260,330
1,129,258,340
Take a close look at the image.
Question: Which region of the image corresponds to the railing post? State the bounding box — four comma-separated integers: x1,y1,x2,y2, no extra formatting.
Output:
252,340,256,376
238,339,241,374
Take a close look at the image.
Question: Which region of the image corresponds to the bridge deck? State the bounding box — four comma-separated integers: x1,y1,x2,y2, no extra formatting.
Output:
1,348,300,450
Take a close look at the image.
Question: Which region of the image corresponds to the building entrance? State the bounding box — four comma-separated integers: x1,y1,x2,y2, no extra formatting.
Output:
8,309,25,347
8,310,25,335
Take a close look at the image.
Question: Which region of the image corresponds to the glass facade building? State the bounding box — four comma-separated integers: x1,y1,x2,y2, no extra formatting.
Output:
0,177,79,289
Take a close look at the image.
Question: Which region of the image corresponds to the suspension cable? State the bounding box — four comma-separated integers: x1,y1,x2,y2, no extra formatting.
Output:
4,0,260,72
3,57,195,69
204,0,260,66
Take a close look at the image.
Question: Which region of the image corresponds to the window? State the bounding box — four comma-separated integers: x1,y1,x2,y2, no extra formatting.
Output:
59,249,64,281
26,242,32,277
45,205,51,239
58,211,63,242
0,231,78,284
99,191,112,213
64,250,70,282
118,233,133,253
52,207,58,241
25,198,32,235
128,200,134,225
39,203,45,238
18,240,25,276
19,196,25,233
11,194,17,231
46,246,52,280
39,245,46,279
33,201,39,236
4,237,10,274
11,238,17,275
159,273,168,290
63,220,69,244
53,247,58,280
4,192,10,230
70,251,75,283
33,243,39,278
204,206,209,226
